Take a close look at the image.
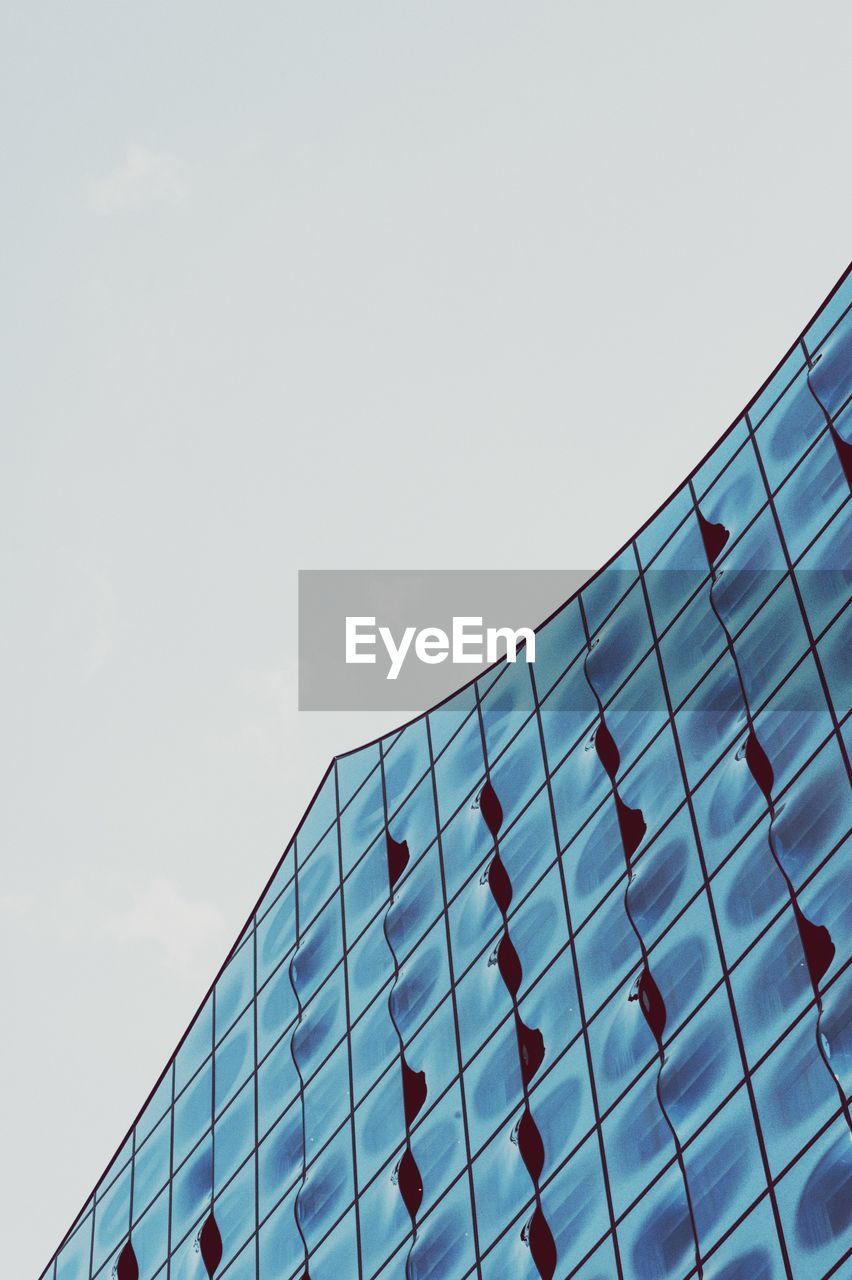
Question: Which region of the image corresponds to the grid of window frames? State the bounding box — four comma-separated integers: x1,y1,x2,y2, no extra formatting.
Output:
44,270,851,1280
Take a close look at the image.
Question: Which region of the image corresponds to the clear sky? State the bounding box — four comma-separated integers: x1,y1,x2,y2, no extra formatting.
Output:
1,3,850,1274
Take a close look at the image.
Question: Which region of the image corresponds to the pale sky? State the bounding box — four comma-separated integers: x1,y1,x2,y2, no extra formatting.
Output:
1,3,850,1276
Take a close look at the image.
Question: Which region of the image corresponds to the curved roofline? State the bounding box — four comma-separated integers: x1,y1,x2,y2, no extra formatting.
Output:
333,256,852,760
41,256,852,1276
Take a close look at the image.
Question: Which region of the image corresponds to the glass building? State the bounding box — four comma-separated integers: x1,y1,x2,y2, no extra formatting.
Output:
43,269,851,1280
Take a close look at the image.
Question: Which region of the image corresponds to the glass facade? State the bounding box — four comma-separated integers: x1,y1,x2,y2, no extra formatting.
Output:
44,269,851,1280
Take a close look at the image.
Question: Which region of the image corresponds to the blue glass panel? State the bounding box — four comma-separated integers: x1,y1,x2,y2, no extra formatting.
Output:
773,426,847,561
296,770,338,864
636,483,693,569
733,575,808,711
411,1080,467,1217
810,316,852,416
618,1161,695,1280
751,654,833,794
480,1209,537,1280
136,1068,172,1147
386,844,442,968
704,1197,786,1278
796,848,851,990
659,587,726,711
498,786,558,908
700,435,765,538
258,1183,303,1280
174,994,213,1095
220,1235,256,1280
408,1172,476,1280
659,985,742,1144
574,881,637,1017
257,1031,300,1140
712,507,787,636
694,419,749,499
729,909,812,1069
255,842,295,914
406,994,459,1108
751,350,803,431
257,1096,302,1220
628,810,703,951
215,935,254,1042
297,1123,354,1253
436,787,493,902
586,580,652,705
601,1057,672,1216
171,1133,212,1247
643,510,707,632
173,1058,212,1171
463,1016,522,1151
774,1118,851,1278
215,1004,254,1116
297,826,339,935
349,987,397,1105
130,1185,169,1275
649,890,722,1040
303,1037,351,1167
428,686,477,758
256,953,297,1060
338,772,385,877
805,275,852,352
582,549,638,635
55,1212,93,1280
605,653,668,775
472,1108,527,1250
215,1076,255,1189
336,742,379,811
712,816,784,964
538,654,597,771
432,712,485,825
257,879,296,988
531,596,585,699
390,915,450,1043
343,833,387,942
356,1153,411,1278
771,734,848,890
794,501,850,636
383,717,431,813
817,602,851,724
291,891,342,1006
752,1014,839,1179
675,651,746,792
562,798,623,931
347,914,394,1021
820,960,852,1100
388,771,437,854
291,971,345,1084
354,1063,403,1188
753,366,824,492
310,1204,358,1280
519,950,579,1079
478,655,535,761
683,1090,766,1256
214,1156,255,1260
132,1110,171,1216
691,740,766,875
486,715,544,829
